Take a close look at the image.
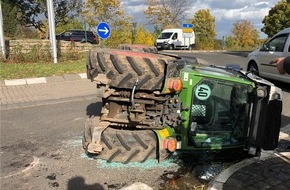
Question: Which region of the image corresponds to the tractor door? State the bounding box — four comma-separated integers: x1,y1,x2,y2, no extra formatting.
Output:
247,85,282,154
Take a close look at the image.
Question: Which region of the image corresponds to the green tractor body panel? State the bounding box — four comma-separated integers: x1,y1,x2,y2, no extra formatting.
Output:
171,66,255,151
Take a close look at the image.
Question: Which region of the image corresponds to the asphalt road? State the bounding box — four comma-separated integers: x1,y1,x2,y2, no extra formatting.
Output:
178,51,249,68
1,99,97,189
1,99,187,190
0,97,252,190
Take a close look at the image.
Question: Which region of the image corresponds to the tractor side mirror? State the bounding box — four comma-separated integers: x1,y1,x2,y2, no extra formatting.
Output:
257,86,267,98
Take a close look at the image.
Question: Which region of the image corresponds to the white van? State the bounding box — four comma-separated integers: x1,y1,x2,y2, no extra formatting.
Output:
155,28,195,50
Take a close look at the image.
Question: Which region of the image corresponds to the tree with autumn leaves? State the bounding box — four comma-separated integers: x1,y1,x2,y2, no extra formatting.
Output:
134,26,155,46
2,0,288,49
230,20,259,49
80,0,289,49
262,0,290,37
189,9,216,50
144,0,192,30
82,0,133,47
144,2,218,50
2,0,82,38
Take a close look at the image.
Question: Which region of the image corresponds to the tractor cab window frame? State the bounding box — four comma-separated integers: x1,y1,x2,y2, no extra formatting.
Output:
189,78,252,148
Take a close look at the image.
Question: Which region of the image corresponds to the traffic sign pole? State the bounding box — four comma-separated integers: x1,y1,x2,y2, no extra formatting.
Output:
182,23,194,50
101,39,105,48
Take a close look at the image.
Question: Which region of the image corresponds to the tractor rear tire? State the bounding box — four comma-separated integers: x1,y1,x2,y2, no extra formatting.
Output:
118,44,158,54
98,127,158,163
83,118,93,152
87,48,176,91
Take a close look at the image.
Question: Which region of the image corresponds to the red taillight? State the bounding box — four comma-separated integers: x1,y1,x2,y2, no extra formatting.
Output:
167,79,183,92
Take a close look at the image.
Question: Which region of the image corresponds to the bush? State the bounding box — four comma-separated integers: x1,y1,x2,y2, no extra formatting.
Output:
194,38,215,50
1,40,82,63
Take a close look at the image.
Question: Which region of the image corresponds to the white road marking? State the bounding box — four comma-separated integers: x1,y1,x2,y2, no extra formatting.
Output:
3,156,40,179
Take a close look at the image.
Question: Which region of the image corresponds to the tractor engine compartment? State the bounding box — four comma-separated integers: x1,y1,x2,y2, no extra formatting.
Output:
100,88,183,130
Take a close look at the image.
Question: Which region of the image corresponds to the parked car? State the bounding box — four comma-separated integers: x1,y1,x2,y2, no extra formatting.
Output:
247,27,290,83
56,30,99,44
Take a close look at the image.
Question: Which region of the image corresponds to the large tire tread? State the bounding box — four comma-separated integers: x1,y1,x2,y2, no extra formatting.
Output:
107,149,121,163
116,133,131,151
118,44,158,54
127,56,143,76
83,121,92,150
110,54,124,74
137,75,152,90
124,150,140,164
133,134,148,149
141,147,156,163
143,58,160,76
88,48,175,90
97,52,107,72
98,127,158,163
117,74,133,88
101,132,112,150
151,76,164,90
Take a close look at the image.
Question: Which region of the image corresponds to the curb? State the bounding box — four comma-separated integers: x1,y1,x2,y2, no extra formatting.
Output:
0,72,100,110
207,132,290,190
162,50,228,53
0,73,87,86
207,151,276,190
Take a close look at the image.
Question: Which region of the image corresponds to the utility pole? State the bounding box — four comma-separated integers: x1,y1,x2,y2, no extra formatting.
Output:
46,0,57,63
0,1,6,59
132,22,138,44
222,36,226,50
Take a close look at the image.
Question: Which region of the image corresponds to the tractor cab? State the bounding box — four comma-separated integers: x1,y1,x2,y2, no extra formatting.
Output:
177,65,282,155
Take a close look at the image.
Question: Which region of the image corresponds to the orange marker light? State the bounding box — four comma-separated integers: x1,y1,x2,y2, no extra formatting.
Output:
168,79,183,92
167,138,177,152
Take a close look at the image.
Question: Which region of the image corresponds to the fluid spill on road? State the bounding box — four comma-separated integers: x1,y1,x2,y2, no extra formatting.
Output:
76,136,250,189
160,150,250,189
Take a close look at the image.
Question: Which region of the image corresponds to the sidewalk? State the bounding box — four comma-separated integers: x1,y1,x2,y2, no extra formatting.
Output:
208,133,290,190
1,73,289,190
0,73,100,110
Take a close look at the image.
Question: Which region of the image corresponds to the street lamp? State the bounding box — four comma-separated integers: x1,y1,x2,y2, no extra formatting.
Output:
46,0,57,63
0,1,6,59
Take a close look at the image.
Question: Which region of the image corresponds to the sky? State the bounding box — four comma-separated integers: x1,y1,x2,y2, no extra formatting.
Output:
120,0,280,39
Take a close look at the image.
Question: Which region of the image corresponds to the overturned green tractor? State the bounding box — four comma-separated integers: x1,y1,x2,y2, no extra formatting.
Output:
83,47,282,163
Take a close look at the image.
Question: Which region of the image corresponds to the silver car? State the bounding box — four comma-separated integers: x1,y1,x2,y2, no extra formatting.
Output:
247,27,290,83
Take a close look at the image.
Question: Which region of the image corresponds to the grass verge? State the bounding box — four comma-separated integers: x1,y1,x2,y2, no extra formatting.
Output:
0,57,87,80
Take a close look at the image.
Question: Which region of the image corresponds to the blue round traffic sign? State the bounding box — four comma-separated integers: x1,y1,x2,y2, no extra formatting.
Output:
96,22,111,39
